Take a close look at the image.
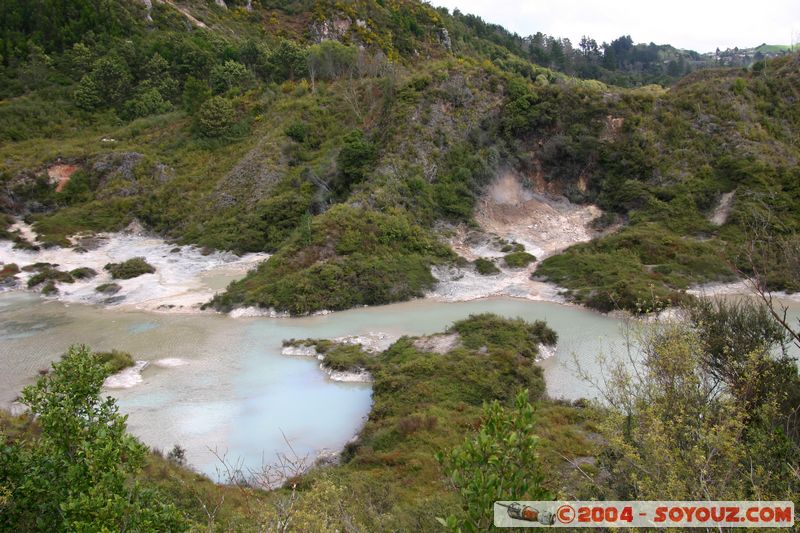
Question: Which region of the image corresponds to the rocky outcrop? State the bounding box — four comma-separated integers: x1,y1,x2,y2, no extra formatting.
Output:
47,164,81,192
141,0,153,22
309,18,353,43
438,27,452,51
710,191,735,226
92,152,144,198
89,152,173,199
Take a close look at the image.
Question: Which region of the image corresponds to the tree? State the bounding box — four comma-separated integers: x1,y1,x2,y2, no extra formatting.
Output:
267,39,307,82
437,391,552,532
182,75,211,112
141,52,178,99
601,42,617,70
579,35,599,59
210,60,251,94
0,345,186,531
334,129,376,193
197,96,235,137
609,35,634,66
74,55,131,110
307,40,357,87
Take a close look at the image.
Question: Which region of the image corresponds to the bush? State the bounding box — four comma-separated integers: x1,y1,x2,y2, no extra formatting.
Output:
212,205,453,314
93,349,134,374
437,391,552,531
104,257,155,279
266,39,307,81
197,96,235,137
536,224,734,312
182,76,211,112
122,88,173,120
1,345,187,531
95,282,121,294
503,251,536,268
69,267,97,279
41,280,58,295
474,257,500,275
27,267,74,288
0,263,20,281
450,313,558,357
73,56,132,110
284,120,311,143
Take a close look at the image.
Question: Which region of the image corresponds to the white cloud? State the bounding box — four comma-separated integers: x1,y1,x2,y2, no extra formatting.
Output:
427,0,800,53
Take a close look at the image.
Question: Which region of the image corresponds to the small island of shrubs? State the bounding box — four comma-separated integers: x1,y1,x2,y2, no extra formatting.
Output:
104,257,155,279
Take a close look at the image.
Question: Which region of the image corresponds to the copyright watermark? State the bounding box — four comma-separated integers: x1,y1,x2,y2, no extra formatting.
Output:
494,501,795,528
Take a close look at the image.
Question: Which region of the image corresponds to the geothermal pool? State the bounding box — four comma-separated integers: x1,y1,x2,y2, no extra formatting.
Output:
0,291,630,479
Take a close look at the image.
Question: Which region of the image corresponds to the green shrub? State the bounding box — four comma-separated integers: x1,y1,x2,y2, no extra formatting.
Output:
334,130,377,193
73,56,131,110
197,96,235,137
437,391,551,531
284,120,311,143
212,205,453,314
323,345,372,372
69,267,97,279
41,280,58,295
500,242,524,253
27,267,74,287
95,282,121,294
104,257,155,280
122,88,173,120
449,313,558,357
536,224,734,312
474,257,500,275
3,345,187,531
182,76,211,112
93,350,135,374
503,251,536,268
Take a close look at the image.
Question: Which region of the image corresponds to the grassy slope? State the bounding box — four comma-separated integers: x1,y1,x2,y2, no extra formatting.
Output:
535,57,800,311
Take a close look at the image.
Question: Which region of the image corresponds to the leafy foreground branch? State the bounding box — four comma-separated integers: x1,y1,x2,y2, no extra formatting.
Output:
0,345,186,531
437,391,551,532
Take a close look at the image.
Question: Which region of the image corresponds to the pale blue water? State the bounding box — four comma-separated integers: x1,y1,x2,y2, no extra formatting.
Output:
128,322,159,334
4,292,794,481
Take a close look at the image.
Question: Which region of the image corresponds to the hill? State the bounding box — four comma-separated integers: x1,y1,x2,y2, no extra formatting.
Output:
0,0,798,314
755,43,793,54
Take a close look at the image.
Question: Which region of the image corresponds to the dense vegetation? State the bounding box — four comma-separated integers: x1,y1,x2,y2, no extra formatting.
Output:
210,205,454,313
534,56,800,311
0,0,798,315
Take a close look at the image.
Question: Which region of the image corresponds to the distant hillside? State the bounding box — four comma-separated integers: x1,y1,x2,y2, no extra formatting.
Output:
755,43,793,53
0,0,798,314
702,43,796,68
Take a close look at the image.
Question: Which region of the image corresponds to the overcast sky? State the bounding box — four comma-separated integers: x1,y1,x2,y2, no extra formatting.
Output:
428,0,800,53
